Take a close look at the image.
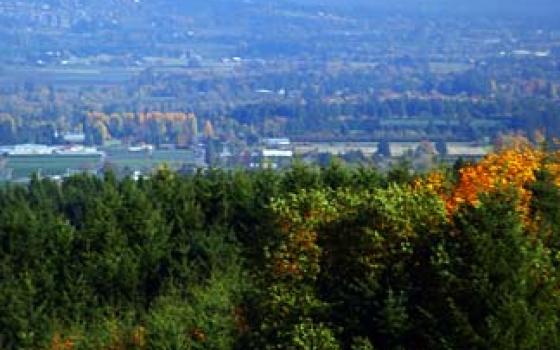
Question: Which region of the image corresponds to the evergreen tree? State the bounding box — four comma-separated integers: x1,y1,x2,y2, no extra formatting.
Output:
419,190,560,349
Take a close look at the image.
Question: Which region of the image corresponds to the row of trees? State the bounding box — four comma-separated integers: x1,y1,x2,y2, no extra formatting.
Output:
0,140,560,348
84,112,199,146
231,96,560,141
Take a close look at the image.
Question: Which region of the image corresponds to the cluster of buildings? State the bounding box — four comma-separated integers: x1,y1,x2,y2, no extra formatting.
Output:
0,143,103,156
0,129,494,182
0,142,105,182
249,138,294,169
217,137,491,171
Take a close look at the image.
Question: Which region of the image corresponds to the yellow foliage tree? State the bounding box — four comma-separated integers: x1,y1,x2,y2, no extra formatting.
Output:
203,120,215,139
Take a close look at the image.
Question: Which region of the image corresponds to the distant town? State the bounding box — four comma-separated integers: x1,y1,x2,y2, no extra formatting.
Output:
0,117,494,182
0,0,558,181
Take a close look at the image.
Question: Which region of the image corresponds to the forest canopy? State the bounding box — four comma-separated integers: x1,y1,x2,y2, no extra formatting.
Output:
1,139,560,349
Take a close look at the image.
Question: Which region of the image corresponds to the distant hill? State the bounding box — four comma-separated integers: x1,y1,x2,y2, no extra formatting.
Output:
285,0,560,17
59,0,558,19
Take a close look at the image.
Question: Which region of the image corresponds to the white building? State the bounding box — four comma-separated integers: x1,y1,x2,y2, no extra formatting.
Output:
263,138,291,149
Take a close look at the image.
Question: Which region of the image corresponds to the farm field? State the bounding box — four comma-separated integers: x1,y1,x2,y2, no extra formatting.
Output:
102,147,198,173
0,66,142,86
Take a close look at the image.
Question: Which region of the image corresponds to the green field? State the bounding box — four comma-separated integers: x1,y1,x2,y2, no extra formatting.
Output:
103,148,197,172
1,148,198,180
4,155,103,179
429,62,473,74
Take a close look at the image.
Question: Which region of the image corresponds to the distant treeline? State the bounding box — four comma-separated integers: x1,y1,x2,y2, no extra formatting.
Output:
230,97,560,141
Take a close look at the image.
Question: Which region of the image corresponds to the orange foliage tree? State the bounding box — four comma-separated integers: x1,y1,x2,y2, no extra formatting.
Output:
417,136,560,227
